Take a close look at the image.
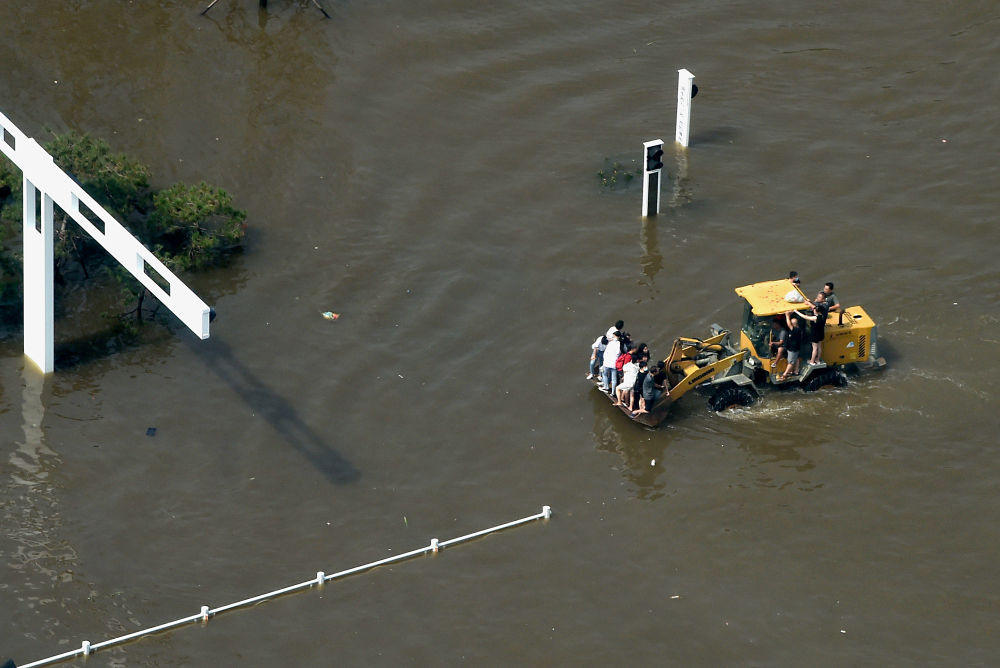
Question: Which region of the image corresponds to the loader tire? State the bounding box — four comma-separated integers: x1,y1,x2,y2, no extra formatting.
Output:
802,369,848,392
709,385,756,412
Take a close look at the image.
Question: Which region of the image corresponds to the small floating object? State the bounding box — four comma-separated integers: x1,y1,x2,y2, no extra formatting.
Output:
321,311,340,320
146,427,157,437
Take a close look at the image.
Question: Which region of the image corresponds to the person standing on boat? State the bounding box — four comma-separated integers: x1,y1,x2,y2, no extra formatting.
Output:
632,360,650,411
588,335,607,380
614,352,640,408
637,366,667,414
601,330,623,395
606,320,624,341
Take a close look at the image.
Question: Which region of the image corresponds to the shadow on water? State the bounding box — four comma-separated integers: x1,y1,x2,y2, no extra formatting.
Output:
47,323,359,485
638,217,662,288
186,336,360,485
52,328,148,370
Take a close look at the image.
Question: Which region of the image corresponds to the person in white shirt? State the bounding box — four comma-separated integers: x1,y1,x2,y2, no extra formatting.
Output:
615,353,640,409
601,331,622,394
588,335,607,380
606,319,624,341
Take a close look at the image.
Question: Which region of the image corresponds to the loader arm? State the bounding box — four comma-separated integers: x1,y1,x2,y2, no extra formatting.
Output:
666,350,745,401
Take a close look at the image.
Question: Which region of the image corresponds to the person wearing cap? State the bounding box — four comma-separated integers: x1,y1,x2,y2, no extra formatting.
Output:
784,271,805,303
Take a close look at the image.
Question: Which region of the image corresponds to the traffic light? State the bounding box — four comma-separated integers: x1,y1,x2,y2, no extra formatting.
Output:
646,144,664,172
641,139,664,216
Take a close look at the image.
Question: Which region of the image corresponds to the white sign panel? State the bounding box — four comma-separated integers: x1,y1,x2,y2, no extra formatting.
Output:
675,68,695,147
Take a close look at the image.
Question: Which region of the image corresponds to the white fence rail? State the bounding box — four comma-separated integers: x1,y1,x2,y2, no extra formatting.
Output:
19,506,552,667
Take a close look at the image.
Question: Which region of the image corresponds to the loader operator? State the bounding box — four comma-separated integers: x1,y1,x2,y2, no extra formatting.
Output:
769,318,787,369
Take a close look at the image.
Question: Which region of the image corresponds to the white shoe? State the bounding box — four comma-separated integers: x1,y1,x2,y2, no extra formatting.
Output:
586,373,594,380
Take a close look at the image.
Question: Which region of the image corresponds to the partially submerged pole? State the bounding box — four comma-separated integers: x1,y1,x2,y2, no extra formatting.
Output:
675,69,696,148
641,139,664,217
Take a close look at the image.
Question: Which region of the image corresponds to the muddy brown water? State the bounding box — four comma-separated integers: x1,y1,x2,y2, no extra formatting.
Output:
2,1,999,665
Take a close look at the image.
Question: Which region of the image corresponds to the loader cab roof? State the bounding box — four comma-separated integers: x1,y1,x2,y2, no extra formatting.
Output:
735,279,811,316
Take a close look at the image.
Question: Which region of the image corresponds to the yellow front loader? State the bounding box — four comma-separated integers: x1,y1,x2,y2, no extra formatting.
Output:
596,332,747,427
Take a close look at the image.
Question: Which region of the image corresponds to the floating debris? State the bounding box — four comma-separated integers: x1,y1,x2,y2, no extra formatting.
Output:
321,311,340,320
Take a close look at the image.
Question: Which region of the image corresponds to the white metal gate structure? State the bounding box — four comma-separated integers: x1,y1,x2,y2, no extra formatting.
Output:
0,110,212,373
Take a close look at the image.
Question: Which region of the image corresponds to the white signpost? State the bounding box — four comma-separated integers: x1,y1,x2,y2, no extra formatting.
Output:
0,111,212,374
675,68,695,148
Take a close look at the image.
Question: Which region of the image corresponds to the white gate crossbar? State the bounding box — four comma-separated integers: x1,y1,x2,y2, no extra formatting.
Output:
0,110,211,372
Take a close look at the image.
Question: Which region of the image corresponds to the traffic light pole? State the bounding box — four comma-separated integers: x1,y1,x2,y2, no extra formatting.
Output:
642,139,664,217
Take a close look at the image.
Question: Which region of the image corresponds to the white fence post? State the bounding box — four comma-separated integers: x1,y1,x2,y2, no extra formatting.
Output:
675,69,695,148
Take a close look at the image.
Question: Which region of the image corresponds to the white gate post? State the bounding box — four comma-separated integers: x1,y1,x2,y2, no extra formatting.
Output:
675,69,695,148
22,178,54,374
1,109,213,374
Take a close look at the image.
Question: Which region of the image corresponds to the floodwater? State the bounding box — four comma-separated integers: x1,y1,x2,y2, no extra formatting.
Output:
2,0,999,665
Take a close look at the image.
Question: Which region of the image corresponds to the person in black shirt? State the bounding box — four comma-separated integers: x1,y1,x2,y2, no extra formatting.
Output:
637,368,667,414
632,360,649,411
780,313,806,380
809,282,841,312
796,297,828,364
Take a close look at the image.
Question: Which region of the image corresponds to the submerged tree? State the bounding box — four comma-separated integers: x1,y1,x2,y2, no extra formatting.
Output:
149,182,247,272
